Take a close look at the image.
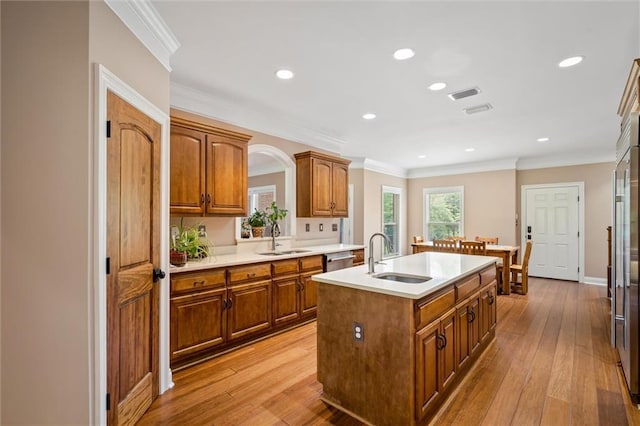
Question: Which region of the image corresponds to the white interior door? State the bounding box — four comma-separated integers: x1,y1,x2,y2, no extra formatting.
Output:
524,185,580,281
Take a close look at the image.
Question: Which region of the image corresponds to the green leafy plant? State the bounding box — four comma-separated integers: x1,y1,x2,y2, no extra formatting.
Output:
171,219,211,259
248,209,267,227
266,201,288,225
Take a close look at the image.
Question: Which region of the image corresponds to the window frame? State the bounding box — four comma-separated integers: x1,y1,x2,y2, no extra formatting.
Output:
381,185,402,259
247,184,276,214
422,186,464,241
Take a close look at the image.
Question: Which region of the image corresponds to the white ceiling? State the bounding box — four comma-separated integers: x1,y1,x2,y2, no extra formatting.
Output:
153,1,639,175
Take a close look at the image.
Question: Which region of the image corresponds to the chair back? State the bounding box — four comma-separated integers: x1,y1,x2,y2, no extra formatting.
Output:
460,240,487,255
521,240,533,268
475,236,499,245
433,239,458,252
449,236,466,241
413,235,424,244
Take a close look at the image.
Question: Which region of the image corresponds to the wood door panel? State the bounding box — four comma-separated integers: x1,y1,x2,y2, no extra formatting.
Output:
301,273,319,315
107,91,160,426
311,158,333,216
169,125,205,215
415,320,440,420
456,305,470,369
227,280,272,340
331,162,349,216
440,310,456,390
206,134,247,215
273,277,300,325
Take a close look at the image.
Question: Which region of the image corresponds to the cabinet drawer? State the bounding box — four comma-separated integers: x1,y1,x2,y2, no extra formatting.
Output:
480,265,497,286
272,259,299,277
456,274,480,301
415,288,455,330
171,269,226,295
300,255,323,272
227,263,271,284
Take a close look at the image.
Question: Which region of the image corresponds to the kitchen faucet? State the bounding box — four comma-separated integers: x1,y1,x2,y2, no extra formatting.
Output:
368,232,392,274
271,222,281,251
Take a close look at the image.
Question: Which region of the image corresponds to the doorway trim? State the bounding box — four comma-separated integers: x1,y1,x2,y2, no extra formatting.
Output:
520,182,585,283
92,64,172,425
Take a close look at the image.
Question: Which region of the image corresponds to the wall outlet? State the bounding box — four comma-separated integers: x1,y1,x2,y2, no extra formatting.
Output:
305,223,310,232
353,322,364,342
198,225,206,237
332,224,338,232
319,223,324,232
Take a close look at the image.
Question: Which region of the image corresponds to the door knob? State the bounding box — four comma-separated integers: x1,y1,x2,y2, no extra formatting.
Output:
153,268,166,282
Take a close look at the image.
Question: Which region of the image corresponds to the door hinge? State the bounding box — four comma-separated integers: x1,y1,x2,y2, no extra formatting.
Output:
106,257,111,275
106,393,111,411
106,120,111,138
577,231,580,237
577,195,580,202
578,266,580,273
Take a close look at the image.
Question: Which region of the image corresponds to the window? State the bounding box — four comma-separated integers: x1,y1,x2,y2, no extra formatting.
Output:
423,186,464,241
382,186,402,258
248,185,276,214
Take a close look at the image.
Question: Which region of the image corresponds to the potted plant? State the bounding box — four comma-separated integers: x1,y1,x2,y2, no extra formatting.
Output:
266,201,288,237
248,208,267,238
170,219,211,266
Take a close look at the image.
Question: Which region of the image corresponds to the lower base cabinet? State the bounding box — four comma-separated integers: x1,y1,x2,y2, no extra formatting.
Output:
227,280,272,341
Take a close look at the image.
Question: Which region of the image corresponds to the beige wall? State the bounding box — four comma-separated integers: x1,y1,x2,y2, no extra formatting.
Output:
1,2,169,423
517,162,614,279
407,169,518,248
349,168,364,245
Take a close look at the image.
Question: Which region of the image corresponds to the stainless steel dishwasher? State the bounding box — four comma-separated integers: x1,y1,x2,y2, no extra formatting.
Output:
323,251,355,272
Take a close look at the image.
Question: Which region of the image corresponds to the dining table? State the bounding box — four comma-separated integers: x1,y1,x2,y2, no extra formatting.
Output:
411,241,520,294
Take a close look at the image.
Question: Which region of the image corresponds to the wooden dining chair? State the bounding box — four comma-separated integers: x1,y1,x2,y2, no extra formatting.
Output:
503,240,533,295
475,236,498,245
433,239,458,252
459,240,487,255
413,235,424,243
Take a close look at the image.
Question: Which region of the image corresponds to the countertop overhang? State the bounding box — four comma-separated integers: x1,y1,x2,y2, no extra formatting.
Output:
169,243,365,273
313,252,499,299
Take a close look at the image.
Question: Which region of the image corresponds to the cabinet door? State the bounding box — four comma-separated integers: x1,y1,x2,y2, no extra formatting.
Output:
227,280,272,340
311,158,333,216
273,276,301,325
456,303,471,369
480,285,497,343
331,162,349,217
205,133,247,215
440,309,457,391
300,272,320,316
170,125,206,215
415,320,441,420
488,284,497,331
170,288,226,362
468,295,481,355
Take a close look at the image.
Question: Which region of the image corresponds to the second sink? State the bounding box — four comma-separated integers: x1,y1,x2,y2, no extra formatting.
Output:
373,272,432,284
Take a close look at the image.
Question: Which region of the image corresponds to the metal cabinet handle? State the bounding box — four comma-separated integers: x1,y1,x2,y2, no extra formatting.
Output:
200,193,205,205
488,293,495,305
207,193,211,204
437,334,446,350
222,299,228,309
227,298,233,309
467,308,476,323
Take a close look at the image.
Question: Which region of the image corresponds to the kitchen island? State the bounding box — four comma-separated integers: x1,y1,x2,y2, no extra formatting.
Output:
313,252,498,425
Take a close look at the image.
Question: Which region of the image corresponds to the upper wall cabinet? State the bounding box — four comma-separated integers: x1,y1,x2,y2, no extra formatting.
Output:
295,151,351,217
170,117,251,216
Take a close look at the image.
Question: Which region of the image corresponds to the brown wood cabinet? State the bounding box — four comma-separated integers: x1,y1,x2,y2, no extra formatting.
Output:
479,283,497,343
227,280,272,341
295,151,351,217
456,293,480,370
273,255,323,325
170,116,251,216
353,248,365,266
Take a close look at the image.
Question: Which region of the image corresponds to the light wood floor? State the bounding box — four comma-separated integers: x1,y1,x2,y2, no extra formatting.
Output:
139,278,640,425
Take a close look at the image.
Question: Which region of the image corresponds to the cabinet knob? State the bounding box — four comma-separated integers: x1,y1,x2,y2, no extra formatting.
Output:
207,193,212,204
193,280,205,287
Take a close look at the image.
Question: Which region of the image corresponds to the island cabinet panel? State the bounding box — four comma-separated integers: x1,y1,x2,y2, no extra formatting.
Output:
295,151,351,218
170,116,251,216
227,280,272,341
352,248,365,266
316,263,497,426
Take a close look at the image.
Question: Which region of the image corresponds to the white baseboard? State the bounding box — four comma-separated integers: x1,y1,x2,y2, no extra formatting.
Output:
583,276,607,286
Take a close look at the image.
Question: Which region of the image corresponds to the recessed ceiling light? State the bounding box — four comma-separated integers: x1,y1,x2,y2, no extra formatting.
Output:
465,148,475,152
362,113,376,120
428,82,447,91
393,48,415,60
418,155,426,159
537,137,550,142
275,69,294,79
558,56,584,68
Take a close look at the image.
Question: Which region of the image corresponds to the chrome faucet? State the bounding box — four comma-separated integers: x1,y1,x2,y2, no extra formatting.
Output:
368,232,392,274
271,222,281,251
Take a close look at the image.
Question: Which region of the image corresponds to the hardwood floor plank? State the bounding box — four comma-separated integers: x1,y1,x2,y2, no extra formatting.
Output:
140,278,638,426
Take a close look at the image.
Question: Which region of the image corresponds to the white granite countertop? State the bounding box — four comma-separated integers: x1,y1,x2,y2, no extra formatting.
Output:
312,252,498,300
169,243,365,273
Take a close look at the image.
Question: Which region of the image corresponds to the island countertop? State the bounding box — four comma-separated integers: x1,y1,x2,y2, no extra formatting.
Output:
313,251,498,299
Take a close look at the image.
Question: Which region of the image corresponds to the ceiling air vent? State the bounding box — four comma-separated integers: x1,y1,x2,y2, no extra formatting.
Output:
447,87,481,101
463,103,493,115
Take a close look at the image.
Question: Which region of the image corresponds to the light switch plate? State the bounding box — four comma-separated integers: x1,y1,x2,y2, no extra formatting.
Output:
332,224,338,232
305,223,310,232
198,225,206,237
319,223,324,232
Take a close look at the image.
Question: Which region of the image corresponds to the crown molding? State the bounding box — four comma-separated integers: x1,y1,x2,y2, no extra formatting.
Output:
407,157,518,178
348,157,408,178
171,83,347,154
516,149,614,170
105,0,180,71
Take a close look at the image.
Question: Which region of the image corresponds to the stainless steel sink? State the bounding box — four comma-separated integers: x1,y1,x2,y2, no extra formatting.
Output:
373,272,432,284
258,249,311,256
